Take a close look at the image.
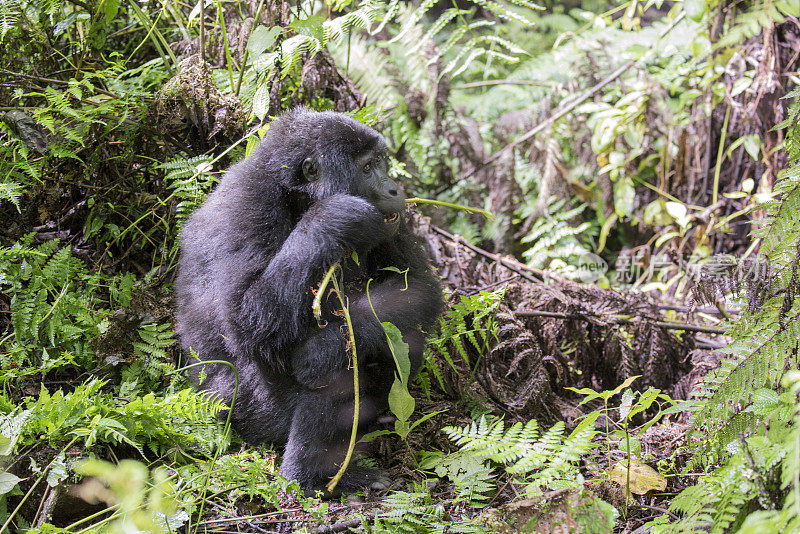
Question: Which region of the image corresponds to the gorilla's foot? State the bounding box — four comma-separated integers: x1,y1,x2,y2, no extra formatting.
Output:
290,466,391,498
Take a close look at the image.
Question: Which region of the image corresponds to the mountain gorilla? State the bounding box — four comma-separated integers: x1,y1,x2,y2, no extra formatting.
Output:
175,108,443,494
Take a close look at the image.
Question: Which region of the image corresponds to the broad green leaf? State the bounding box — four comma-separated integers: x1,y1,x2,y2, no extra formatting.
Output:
359,429,393,443
252,83,269,121
628,387,662,419
103,0,120,20
607,375,640,398
388,378,414,423
289,14,326,44
743,135,761,161
0,471,22,495
614,178,635,217
409,409,448,432
684,0,706,22
565,386,603,405
247,26,281,56
382,321,410,383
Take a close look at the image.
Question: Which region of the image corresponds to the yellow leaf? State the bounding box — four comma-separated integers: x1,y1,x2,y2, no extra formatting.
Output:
609,459,667,495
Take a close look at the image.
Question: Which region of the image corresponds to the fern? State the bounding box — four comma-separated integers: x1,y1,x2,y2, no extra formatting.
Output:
0,237,119,378
0,180,23,211
717,2,798,48
24,379,228,455
444,412,599,496
0,0,20,39
392,0,538,77
158,154,218,227
132,322,174,361
0,120,43,212
647,89,800,533
370,486,486,533
268,1,392,79
521,198,592,273
420,290,503,393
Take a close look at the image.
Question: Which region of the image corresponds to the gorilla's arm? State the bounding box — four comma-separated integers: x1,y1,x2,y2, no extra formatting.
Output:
232,194,389,366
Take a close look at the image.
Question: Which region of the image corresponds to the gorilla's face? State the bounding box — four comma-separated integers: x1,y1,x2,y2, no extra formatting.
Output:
352,147,405,220
300,142,406,231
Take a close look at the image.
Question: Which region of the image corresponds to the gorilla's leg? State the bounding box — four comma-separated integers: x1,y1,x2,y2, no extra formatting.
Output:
279,368,391,494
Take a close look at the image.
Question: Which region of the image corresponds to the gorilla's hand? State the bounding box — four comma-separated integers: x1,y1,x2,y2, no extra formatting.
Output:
239,193,391,345
303,193,391,253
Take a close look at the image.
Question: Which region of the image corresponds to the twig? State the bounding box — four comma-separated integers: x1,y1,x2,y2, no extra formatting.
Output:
0,69,119,99
453,79,553,89
515,309,726,334
431,225,543,283
657,304,740,315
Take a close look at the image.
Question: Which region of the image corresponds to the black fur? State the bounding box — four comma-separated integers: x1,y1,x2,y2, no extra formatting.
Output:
175,108,443,493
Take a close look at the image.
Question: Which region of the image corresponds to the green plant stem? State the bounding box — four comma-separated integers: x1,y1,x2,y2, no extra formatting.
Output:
625,421,630,515
235,0,268,96
405,197,495,220
313,262,339,322
0,437,78,534
126,2,176,70
712,105,731,206
215,0,235,88
326,271,359,494
62,504,121,531
170,359,238,534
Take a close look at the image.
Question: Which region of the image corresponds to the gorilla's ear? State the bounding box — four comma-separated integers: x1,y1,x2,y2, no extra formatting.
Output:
302,157,320,182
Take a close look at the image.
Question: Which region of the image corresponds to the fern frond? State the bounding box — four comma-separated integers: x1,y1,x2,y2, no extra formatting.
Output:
0,0,21,39
444,412,597,494
0,180,24,212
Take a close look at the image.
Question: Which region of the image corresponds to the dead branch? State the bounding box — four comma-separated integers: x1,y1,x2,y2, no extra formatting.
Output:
515,310,725,334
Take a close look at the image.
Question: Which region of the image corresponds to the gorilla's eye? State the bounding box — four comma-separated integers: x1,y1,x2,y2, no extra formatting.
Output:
363,162,371,172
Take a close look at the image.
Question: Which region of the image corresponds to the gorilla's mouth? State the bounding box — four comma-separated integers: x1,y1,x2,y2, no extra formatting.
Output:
383,212,400,223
